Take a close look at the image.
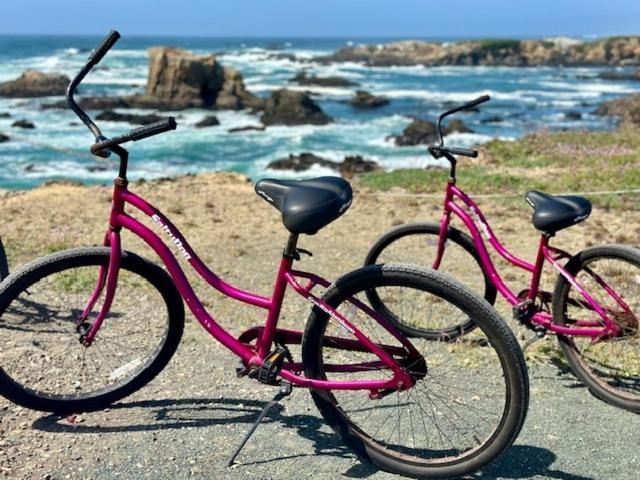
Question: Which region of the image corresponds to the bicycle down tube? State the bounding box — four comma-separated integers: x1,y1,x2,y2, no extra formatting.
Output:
82,182,416,391
438,182,622,337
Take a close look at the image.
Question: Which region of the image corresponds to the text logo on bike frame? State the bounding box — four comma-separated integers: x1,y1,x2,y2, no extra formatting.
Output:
307,297,355,334
152,214,192,261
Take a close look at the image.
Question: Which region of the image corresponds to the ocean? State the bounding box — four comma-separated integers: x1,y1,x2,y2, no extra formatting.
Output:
1,34,639,189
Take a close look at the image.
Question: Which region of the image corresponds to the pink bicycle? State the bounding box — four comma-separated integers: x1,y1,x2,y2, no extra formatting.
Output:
0,32,529,479
365,95,640,414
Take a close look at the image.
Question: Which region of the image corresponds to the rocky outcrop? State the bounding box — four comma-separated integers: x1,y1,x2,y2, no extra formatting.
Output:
96,110,165,125
0,70,70,98
195,115,220,128
595,94,640,125
351,91,390,109
228,125,266,133
290,71,358,87
12,119,35,129
267,153,337,171
598,69,640,81
318,36,640,67
0,112,10,118
267,152,379,177
391,119,473,146
42,48,262,111
0,133,9,143
142,47,263,110
261,89,333,126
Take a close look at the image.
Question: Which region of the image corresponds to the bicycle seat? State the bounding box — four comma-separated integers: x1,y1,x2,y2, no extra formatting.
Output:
255,177,353,235
524,190,592,234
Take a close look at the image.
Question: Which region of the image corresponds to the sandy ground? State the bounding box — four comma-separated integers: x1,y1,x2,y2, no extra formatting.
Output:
0,172,638,479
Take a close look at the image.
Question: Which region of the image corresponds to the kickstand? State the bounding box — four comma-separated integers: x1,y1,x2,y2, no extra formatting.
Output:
523,329,546,351
226,381,292,467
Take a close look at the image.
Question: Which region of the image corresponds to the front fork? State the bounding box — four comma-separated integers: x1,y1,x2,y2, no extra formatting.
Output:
76,228,122,346
433,211,452,270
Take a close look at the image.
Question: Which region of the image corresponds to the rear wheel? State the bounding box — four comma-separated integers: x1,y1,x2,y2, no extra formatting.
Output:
553,245,640,413
365,223,496,340
0,247,184,414
302,264,528,479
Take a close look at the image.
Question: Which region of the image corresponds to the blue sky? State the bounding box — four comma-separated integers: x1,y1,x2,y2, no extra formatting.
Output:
1,0,639,38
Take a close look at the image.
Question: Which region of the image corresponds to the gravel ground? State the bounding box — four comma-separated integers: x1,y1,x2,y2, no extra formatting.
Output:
0,173,638,479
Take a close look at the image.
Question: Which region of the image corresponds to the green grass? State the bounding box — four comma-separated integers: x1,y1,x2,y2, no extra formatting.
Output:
359,128,640,209
475,39,521,53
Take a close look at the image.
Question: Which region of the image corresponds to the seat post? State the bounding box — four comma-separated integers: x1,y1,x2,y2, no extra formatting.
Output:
283,233,299,259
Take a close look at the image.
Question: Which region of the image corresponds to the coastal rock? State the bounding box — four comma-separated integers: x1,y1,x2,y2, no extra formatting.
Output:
0,70,70,98
96,110,165,125
595,93,640,125
291,71,358,87
144,47,263,110
228,125,266,133
597,69,640,81
564,111,582,120
43,49,262,112
0,112,10,118
317,36,640,67
391,118,473,146
267,153,337,172
12,119,35,129
0,133,9,143
339,155,381,177
392,120,439,146
351,91,390,109
481,116,504,124
267,152,379,177
195,115,220,128
261,89,333,126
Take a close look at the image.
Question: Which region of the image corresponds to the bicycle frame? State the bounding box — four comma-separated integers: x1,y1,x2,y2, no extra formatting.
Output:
435,181,627,338
78,179,418,393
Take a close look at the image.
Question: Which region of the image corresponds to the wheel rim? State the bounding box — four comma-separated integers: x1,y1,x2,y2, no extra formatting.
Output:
367,230,489,336
316,282,513,466
560,255,640,401
0,261,171,401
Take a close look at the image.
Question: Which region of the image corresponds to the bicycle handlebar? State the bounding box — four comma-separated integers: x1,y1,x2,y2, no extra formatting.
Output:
91,118,177,155
66,30,178,158
429,145,478,159
88,30,121,67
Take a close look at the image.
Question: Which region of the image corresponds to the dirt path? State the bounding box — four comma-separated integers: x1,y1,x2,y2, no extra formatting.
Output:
0,173,638,479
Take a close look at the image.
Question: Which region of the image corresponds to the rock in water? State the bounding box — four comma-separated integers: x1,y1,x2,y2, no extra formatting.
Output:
0,70,70,98
267,153,338,171
195,115,220,128
290,71,359,87
96,110,165,125
267,152,379,177
228,125,266,133
0,133,9,143
351,91,390,109
145,47,262,110
261,89,333,126
339,156,380,177
12,119,35,129
595,93,640,126
392,118,474,146
392,119,439,146
0,112,11,118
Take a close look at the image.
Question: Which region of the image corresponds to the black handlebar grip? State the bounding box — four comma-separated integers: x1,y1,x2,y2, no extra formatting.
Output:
128,118,177,142
447,146,478,158
460,94,491,111
88,30,121,66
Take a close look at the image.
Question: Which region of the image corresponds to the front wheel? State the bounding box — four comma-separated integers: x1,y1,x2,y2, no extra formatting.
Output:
302,264,528,479
364,222,496,340
0,247,185,414
553,245,640,413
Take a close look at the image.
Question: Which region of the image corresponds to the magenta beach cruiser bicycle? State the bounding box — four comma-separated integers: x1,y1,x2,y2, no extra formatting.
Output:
365,95,640,414
0,32,529,479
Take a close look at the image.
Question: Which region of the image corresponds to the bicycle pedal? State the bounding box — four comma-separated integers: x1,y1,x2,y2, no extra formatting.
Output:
513,299,535,323
250,347,288,385
523,328,547,351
